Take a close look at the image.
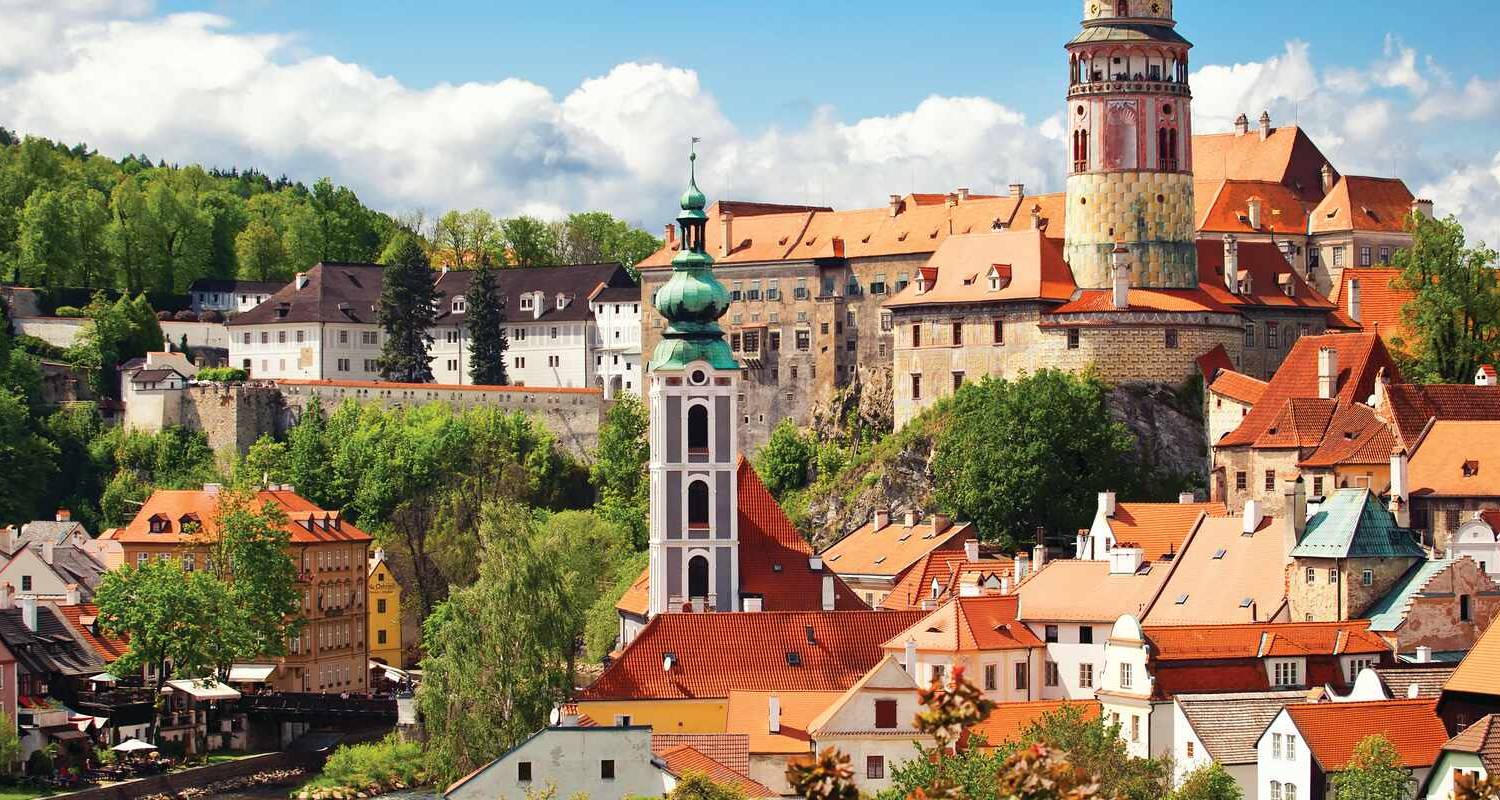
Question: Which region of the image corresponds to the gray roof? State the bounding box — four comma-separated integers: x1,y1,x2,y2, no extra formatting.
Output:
227,262,385,327
130,368,182,384
189,278,286,294
1176,691,1311,765
18,521,89,545
0,605,105,677
434,263,637,325
1374,665,1457,699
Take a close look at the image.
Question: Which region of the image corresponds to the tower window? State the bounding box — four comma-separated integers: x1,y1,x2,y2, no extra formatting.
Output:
687,481,710,529
687,404,709,454
688,555,710,600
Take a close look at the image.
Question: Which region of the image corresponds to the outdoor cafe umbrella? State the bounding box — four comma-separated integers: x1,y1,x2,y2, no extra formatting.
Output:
111,738,158,753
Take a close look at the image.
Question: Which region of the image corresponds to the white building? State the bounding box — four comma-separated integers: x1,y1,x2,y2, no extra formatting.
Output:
1172,691,1308,796
589,282,643,399
1450,512,1500,582
188,278,284,316
806,657,936,795
225,262,638,388
1256,698,1447,800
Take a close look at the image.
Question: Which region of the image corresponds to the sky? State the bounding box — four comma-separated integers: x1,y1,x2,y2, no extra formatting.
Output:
2,0,1498,244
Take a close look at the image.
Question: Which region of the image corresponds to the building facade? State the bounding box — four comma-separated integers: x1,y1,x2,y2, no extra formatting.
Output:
367,548,402,668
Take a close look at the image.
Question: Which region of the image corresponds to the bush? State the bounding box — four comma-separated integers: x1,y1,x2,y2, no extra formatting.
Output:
155,310,172,320
308,734,425,793
52,305,84,318
172,309,198,321
195,367,248,383
200,309,225,323
14,334,65,360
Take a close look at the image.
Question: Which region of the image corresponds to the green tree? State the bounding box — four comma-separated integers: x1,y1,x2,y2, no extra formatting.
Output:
591,394,649,547
377,233,436,383
534,510,632,680
67,293,164,397
931,370,1137,548
1392,213,1500,383
235,217,288,281
465,259,509,385
0,389,57,523
585,549,647,660
558,211,662,277
198,488,303,661
755,419,815,499
666,772,748,800
1169,763,1242,800
1331,735,1413,800
876,736,1010,800
144,175,212,292
235,435,288,487
1019,704,1171,800
286,396,333,507
16,188,76,287
418,503,575,784
0,709,20,775
108,178,154,293
40,404,109,532
502,216,560,267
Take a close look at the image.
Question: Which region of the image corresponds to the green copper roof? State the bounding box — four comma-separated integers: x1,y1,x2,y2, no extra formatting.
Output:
650,148,738,372
1291,488,1426,560
1364,557,1456,632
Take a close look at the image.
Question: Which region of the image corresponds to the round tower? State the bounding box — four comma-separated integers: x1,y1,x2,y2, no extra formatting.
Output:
1064,0,1196,289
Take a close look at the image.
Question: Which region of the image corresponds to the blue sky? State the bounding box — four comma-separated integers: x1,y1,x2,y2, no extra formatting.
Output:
4,1,1499,241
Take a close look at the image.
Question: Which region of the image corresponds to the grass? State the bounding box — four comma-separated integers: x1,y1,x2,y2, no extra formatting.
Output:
0,787,57,800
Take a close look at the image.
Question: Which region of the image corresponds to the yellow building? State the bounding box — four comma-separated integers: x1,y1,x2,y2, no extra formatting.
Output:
367,548,403,667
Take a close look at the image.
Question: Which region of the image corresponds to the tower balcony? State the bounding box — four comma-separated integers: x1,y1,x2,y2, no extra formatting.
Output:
1068,80,1191,100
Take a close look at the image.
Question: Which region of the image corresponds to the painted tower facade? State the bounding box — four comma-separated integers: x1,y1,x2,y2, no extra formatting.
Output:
1063,0,1197,289
646,153,742,618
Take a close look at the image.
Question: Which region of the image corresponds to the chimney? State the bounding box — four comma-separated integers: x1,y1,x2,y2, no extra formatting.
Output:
903,638,918,675
1318,347,1338,400
808,556,823,572
1348,279,1362,323
1009,183,1026,198
964,539,980,562
1283,477,1307,543
65,583,80,606
1098,491,1117,518
1030,204,1043,229
0,583,12,610
821,574,835,611
204,483,222,496
295,272,309,290
1321,163,1335,193
1033,539,1048,570
1243,499,1264,535
1015,552,1030,582
1111,244,1131,310
1234,113,1250,137
1109,545,1143,575
956,187,971,201
1412,199,1435,220
720,210,734,257
873,509,891,530
1248,197,1263,230
0,527,14,555
1415,646,1433,664
1390,450,1410,527
21,597,36,632
889,194,903,217
768,694,781,733
664,223,677,249
1258,110,1272,141
904,511,918,528
41,541,54,565
945,192,959,208
932,513,953,535
1179,492,1197,504
55,509,70,523
1223,235,1240,294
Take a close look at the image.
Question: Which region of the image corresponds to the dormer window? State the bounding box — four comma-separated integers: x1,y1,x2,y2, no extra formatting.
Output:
452,298,466,313
148,514,171,534
520,295,534,311
556,293,567,309
178,513,200,532
988,265,1012,291
1464,460,1480,477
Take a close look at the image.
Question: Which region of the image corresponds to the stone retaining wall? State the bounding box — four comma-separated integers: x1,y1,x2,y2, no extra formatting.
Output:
50,751,322,800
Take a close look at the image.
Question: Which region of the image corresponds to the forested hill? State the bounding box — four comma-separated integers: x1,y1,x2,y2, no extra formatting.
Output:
0,126,662,297
0,126,402,295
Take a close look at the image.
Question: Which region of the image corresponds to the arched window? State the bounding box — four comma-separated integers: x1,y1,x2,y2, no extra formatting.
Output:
1269,781,1282,800
1074,129,1090,172
687,404,709,454
688,555,710,600
688,480,710,528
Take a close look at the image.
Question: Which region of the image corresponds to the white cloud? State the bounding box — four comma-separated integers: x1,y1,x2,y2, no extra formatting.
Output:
1417,151,1500,247
0,1,1494,244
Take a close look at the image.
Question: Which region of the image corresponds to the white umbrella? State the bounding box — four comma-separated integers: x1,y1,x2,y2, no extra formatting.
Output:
111,738,157,753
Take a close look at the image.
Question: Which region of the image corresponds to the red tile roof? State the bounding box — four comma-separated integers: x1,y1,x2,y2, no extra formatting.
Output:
1194,240,1333,311
1378,382,1500,452
1253,397,1339,448
879,550,1013,611
1106,502,1226,562
1218,333,1400,448
969,700,1101,748
1192,127,1336,204
885,595,1045,653
115,489,372,545
577,610,925,700
1297,403,1398,468
821,517,971,580
1446,614,1500,697
1196,344,1238,384
1144,620,1390,661
1327,268,1414,343
1209,370,1268,406
51,603,127,662
1286,698,1448,770
1310,177,1417,235
1196,180,1312,236
651,734,749,774
1047,287,1236,315
656,745,778,798
881,230,1077,309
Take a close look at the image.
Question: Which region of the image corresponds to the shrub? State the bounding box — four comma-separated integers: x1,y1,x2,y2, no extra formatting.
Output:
196,367,248,383
52,305,84,318
172,309,198,321
313,734,425,792
200,309,225,323
155,310,172,321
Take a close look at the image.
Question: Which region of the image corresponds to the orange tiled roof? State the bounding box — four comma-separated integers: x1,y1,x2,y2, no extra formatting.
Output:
1217,333,1400,449
884,595,1044,654
1106,502,1226,562
1195,179,1311,235
1140,515,1291,626
615,567,651,617
1194,240,1333,310
1327,268,1414,343
723,690,842,754
1378,382,1500,452
577,610,925,700
656,745,777,798
1443,715,1500,774
115,488,372,545
652,733,750,774
1253,397,1340,449
1408,421,1500,497
1196,343,1237,383
879,550,1013,612
1014,559,1170,623
882,230,1077,309
1047,287,1236,316
1286,698,1447,770
1297,403,1397,469
821,517,971,580
1446,616,1500,697
1144,620,1389,661
52,603,128,662
1310,176,1416,235
1192,126,1335,204
969,700,1100,748
1209,370,1268,406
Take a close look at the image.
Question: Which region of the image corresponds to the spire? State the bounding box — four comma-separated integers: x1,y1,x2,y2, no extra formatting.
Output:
649,143,737,372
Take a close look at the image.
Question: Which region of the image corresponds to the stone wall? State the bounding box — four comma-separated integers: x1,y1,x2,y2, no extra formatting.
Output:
1289,555,1418,622
1238,309,1331,381
178,384,285,454
1063,171,1197,288
1414,497,1500,553
1215,446,1303,514
1386,558,1500,654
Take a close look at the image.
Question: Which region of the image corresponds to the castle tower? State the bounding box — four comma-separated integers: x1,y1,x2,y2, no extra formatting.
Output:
646,149,741,618
1063,0,1197,289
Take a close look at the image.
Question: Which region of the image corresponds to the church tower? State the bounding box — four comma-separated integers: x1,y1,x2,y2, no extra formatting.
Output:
646,150,741,618
1063,0,1197,289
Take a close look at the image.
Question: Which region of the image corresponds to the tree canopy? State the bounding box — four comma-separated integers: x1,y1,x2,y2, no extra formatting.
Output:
1331,735,1413,800
465,259,509,386
1392,212,1500,383
377,232,437,383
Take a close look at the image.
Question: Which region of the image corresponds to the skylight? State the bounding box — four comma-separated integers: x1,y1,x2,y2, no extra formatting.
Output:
785,652,802,667
1175,594,1189,605
1239,598,1254,608
1213,549,1227,560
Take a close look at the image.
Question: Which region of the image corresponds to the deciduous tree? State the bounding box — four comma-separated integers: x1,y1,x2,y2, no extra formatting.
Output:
0,388,57,522
1393,213,1500,383
591,394,648,546
1331,735,1413,800
755,419,815,499
502,216,560,267
1169,762,1242,800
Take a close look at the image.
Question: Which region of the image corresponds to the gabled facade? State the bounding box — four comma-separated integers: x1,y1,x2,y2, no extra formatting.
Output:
367,548,402,667
1422,715,1500,800
1172,690,1309,795
806,656,935,794
1259,698,1446,800
822,511,975,608
882,595,1045,704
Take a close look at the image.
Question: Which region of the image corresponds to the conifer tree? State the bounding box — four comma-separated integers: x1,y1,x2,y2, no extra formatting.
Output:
377,232,436,383
465,258,508,385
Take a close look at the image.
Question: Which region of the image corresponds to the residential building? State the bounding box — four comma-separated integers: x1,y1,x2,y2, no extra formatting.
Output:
805,656,936,794
100,485,372,694
590,281,643,399
1141,507,1293,626
0,586,106,764
1306,177,1424,297
121,351,196,434
1097,617,1392,760
1074,492,1227,562
188,278,285,316
1172,691,1309,795
1288,487,1425,623
821,511,975,608
1422,715,1500,800
367,548,402,668
1327,268,1415,345
882,595,1045,704
1206,367,1267,450
0,515,107,601
723,689,843,792
877,544,1016,612
1398,421,1500,551
1257,698,1447,800
442,726,774,800
1364,555,1500,659
1450,511,1500,582
1437,616,1500,734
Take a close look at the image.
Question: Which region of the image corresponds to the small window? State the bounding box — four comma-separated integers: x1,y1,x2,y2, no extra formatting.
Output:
1045,660,1060,687
1329,569,1339,585
1306,567,1316,584
1119,662,1133,690
952,372,964,392
951,322,963,346
1015,661,1029,690
874,699,898,729
1361,569,1373,586
1079,626,1093,644
687,481,710,528
1164,328,1179,349
993,319,1004,344
600,760,615,780
911,324,922,348
984,663,997,691
1265,470,1276,491
1461,594,1472,622
518,762,532,783
1067,328,1080,349
1236,472,1247,491
687,405,709,453
1079,663,1094,688
1045,625,1059,643
1186,740,1194,759
866,755,885,780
